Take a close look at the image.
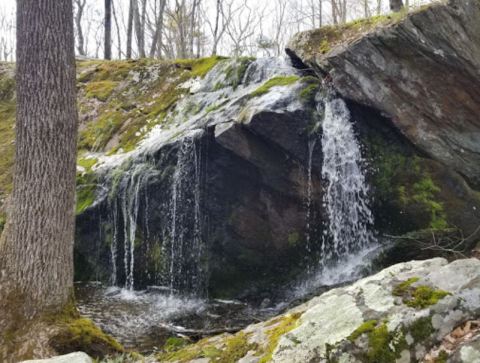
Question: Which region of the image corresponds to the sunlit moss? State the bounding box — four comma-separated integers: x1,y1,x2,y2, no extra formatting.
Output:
392,277,419,296
257,313,302,363
250,76,300,98
393,278,450,309
51,317,124,359
85,81,119,102
363,323,407,363
157,332,256,363
348,320,378,342
175,56,228,78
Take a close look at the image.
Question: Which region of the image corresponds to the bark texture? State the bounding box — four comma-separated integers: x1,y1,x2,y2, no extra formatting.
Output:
0,0,78,317
104,0,112,59
390,0,404,12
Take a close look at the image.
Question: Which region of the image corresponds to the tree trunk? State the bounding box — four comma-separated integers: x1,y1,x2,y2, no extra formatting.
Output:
126,0,134,58
134,0,146,58
211,0,221,55
390,0,404,12
0,0,78,319
149,0,166,58
74,0,86,56
112,0,123,58
104,0,112,59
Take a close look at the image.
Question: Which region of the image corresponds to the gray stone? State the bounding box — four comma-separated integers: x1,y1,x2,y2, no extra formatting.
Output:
20,352,93,363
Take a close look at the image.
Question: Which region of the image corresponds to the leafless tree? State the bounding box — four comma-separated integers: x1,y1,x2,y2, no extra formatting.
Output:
126,0,134,58
74,0,87,56
148,0,167,58
105,0,112,59
390,0,404,11
224,0,262,56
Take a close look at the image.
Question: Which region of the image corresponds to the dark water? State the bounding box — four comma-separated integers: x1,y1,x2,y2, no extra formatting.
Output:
75,245,380,353
75,283,280,353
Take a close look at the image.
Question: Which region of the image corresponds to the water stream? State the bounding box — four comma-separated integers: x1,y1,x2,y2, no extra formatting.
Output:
320,98,376,266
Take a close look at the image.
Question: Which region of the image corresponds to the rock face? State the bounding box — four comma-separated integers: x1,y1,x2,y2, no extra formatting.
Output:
287,0,480,187
158,258,480,363
73,57,326,296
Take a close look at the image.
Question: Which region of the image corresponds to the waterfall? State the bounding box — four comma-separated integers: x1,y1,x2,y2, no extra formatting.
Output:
107,161,154,290
319,98,375,265
169,137,205,295
167,135,206,295
304,138,317,274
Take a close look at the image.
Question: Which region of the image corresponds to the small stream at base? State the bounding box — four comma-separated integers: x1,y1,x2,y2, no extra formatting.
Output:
76,242,381,353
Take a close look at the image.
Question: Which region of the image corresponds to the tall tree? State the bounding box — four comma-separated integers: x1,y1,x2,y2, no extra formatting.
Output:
0,0,78,321
74,0,87,56
149,0,167,58
126,0,134,58
134,0,147,58
390,0,404,12
105,0,112,59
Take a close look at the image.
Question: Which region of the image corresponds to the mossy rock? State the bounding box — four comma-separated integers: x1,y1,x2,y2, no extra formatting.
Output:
392,277,450,309
250,76,300,97
50,317,124,359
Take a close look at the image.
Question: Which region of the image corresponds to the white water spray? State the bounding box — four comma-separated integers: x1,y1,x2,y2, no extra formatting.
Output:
320,98,376,265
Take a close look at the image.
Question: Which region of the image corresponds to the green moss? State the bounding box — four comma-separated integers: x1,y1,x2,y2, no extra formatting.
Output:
363,323,407,363
407,316,434,342
78,60,137,83
393,278,450,309
217,332,257,363
348,320,378,342
411,176,448,229
299,82,320,102
0,100,15,202
250,76,300,98
78,157,98,172
175,56,228,78
302,11,410,58
287,232,301,247
78,110,125,151
366,129,449,233
257,313,302,363
224,57,255,89
51,317,124,358
392,277,419,296
405,286,450,309
437,350,449,363
76,183,97,214
85,81,119,102
163,337,189,352
0,76,15,100
158,332,256,363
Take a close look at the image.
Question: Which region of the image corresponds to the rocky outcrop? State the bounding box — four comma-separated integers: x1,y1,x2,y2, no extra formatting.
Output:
157,258,480,362
287,0,480,188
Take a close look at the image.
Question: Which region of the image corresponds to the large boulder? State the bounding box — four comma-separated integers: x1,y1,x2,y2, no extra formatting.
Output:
157,258,480,363
287,0,480,188
20,352,93,363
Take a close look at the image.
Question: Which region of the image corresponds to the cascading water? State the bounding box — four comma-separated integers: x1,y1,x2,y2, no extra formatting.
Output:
319,98,376,266
167,135,206,296
110,162,155,290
